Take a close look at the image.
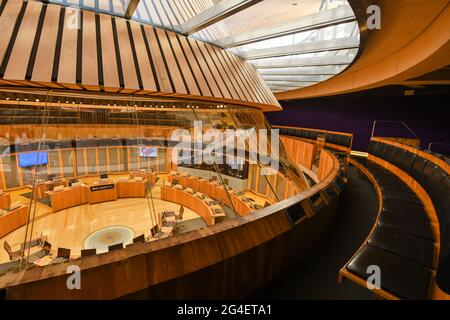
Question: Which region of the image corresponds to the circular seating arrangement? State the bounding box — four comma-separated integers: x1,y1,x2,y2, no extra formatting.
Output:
341,138,449,299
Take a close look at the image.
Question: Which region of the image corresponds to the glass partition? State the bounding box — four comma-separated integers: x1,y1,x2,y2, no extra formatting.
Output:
0,90,310,272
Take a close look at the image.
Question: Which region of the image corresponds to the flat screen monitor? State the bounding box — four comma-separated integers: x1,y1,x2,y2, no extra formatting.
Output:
100,174,108,179
18,152,48,167
140,147,158,158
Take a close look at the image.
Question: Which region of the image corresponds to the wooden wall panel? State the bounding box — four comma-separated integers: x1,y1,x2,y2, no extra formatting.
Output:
3,0,41,82
187,38,221,97
115,19,140,93
0,1,280,111
221,50,253,102
129,22,157,93
0,0,21,63
31,4,61,87
205,44,240,100
196,41,232,99
99,14,120,92
81,10,99,91
155,28,187,95
178,35,212,97
167,31,201,96
142,25,173,94
211,45,245,101
57,7,79,90
281,136,316,171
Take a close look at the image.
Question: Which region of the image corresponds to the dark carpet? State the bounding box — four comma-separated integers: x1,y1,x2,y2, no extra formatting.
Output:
248,165,379,300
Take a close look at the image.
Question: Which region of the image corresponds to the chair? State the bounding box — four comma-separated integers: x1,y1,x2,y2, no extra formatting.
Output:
133,234,145,244
81,248,96,257
150,225,160,238
42,241,52,255
57,247,71,260
162,210,175,218
3,241,21,261
108,243,123,252
176,206,184,222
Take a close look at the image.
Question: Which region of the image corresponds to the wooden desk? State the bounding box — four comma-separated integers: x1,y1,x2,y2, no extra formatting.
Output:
160,186,217,226
117,179,147,198
33,179,67,200
130,172,157,185
88,182,118,204
47,186,89,212
0,205,29,238
169,174,255,216
0,193,11,210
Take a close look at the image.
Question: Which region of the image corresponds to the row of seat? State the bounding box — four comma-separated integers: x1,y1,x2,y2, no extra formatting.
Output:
368,140,449,294
277,126,353,148
347,157,435,299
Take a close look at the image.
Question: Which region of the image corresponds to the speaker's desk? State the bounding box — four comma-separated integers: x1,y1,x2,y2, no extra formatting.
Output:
88,182,118,204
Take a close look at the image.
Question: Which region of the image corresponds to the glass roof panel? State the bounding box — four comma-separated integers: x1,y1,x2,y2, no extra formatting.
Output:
190,0,325,44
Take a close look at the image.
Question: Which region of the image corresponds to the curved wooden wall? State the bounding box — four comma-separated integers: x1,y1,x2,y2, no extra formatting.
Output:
0,148,345,299
0,0,280,111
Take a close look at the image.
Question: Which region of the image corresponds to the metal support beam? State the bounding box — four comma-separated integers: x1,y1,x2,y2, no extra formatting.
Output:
178,0,263,36
215,6,356,48
268,85,309,92
124,0,141,19
241,36,360,60
258,66,344,76
262,75,329,82
266,81,318,88
251,55,354,69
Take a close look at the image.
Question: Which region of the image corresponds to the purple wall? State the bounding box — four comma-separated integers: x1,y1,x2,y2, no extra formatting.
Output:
266,86,450,152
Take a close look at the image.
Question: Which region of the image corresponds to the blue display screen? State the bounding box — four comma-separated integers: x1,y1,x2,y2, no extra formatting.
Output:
18,152,49,167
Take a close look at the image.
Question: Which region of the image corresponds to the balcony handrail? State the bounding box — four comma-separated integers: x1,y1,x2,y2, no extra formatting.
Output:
371,120,419,139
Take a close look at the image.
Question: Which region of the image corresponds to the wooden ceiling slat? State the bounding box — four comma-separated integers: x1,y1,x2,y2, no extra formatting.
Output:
129,21,158,93
99,14,120,92
31,4,61,85
0,1,281,110
82,10,99,91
